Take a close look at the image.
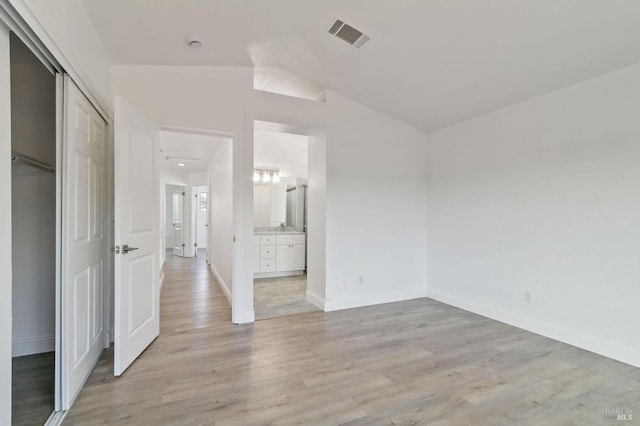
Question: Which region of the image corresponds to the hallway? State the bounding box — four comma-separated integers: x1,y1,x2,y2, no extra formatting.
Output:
63,253,233,424
63,254,640,425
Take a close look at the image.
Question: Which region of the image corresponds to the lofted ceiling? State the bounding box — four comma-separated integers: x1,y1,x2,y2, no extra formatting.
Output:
83,0,640,131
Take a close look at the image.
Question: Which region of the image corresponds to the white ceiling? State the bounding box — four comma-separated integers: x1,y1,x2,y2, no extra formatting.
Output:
254,130,308,179
158,131,229,173
84,0,640,131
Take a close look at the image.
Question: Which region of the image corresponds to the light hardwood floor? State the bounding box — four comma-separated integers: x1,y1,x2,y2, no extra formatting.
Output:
254,274,321,320
63,254,639,425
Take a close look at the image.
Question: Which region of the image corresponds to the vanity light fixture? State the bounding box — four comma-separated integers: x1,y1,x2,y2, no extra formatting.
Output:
177,163,185,167
253,168,281,184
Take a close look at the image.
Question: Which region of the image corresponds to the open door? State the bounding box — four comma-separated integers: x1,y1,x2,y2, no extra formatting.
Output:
172,187,185,257
113,96,159,376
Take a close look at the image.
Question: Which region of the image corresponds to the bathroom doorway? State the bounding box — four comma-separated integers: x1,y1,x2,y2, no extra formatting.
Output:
252,121,320,320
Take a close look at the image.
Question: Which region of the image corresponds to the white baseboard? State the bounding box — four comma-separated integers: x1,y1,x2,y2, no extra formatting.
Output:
209,263,232,305
427,287,640,369
254,270,304,279
13,335,55,357
104,329,113,348
305,290,326,310
324,288,426,312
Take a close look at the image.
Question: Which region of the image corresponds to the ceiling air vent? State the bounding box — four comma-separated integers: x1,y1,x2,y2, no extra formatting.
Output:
328,19,370,48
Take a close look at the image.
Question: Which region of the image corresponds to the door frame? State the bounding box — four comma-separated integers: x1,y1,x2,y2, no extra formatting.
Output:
158,125,244,322
246,117,327,322
164,183,187,258
0,19,74,424
0,20,12,426
192,185,208,254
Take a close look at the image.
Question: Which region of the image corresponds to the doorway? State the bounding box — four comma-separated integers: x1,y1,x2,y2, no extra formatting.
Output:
3,22,109,422
9,32,57,425
159,130,229,263
252,121,321,320
192,185,208,259
165,183,186,257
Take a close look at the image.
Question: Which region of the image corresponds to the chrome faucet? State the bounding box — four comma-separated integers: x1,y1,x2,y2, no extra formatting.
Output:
279,222,286,232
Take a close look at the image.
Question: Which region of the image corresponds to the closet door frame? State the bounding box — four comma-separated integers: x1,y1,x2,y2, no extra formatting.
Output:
54,71,64,416
0,22,64,424
0,20,12,426
0,10,99,424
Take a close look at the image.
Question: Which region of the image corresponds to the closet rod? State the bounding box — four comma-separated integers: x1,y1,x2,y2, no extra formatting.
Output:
11,151,55,173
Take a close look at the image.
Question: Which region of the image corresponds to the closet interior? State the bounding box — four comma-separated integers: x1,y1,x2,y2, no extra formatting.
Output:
10,32,57,426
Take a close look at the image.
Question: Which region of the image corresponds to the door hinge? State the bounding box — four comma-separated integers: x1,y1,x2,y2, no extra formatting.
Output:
181,243,185,247
233,236,236,242
182,192,185,196
194,243,197,247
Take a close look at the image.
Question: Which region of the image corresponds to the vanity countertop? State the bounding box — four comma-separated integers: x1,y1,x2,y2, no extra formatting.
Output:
254,231,305,235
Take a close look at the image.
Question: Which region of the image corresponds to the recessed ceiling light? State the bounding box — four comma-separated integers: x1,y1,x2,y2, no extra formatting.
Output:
186,36,202,48
178,163,185,167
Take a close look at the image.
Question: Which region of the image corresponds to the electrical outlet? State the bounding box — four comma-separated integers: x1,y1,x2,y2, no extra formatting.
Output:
358,275,364,285
524,291,533,304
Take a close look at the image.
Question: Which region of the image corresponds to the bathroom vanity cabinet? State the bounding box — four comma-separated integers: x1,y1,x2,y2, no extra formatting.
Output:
253,233,305,278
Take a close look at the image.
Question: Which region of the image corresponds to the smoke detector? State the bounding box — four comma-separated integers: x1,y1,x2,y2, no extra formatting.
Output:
328,19,370,48
186,36,202,48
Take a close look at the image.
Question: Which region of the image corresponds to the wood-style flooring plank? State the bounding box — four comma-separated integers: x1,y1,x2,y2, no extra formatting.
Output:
12,352,55,426
63,254,640,425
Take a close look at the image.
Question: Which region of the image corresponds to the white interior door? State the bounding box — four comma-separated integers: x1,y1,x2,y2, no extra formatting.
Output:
195,187,208,249
113,96,159,376
62,75,106,406
172,188,184,256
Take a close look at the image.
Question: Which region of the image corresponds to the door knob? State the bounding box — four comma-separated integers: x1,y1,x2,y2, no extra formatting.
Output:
122,244,139,254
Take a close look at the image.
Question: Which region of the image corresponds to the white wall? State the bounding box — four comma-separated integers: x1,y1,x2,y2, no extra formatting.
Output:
306,131,327,306
207,140,234,304
112,65,433,318
427,64,640,368
323,91,429,311
189,172,207,186
11,169,56,356
112,65,327,323
10,62,56,166
0,22,12,425
254,130,308,178
9,0,112,112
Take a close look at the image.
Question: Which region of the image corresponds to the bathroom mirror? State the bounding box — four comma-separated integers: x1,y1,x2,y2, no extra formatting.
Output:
254,177,306,229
